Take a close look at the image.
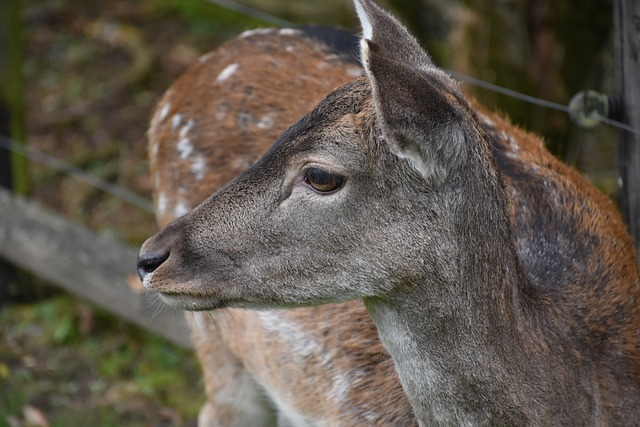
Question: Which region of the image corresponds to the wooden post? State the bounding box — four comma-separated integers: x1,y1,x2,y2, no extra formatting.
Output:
0,0,29,195
0,188,192,348
0,0,24,302
614,0,640,265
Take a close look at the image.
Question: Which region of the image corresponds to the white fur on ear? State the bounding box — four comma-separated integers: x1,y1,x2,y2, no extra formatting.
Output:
359,39,371,72
354,0,372,39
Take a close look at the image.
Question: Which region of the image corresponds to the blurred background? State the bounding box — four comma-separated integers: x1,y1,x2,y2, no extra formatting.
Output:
0,0,620,425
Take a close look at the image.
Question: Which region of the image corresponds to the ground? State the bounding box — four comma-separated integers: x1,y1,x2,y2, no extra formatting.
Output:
1,296,202,427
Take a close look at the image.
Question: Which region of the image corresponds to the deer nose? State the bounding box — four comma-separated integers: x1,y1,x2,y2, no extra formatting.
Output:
137,250,170,282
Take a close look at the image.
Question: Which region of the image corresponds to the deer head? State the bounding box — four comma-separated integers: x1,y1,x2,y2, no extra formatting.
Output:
137,0,510,312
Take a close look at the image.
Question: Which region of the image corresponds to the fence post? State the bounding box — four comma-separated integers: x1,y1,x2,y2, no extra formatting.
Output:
0,0,29,195
0,0,25,304
614,0,640,265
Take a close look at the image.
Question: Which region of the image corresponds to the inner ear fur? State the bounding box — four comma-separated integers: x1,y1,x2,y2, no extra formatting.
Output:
360,38,468,183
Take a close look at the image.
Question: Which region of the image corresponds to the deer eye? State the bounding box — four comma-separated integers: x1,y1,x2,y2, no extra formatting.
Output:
304,168,344,193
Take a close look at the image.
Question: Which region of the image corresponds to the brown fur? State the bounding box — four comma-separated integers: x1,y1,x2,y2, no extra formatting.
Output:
145,27,640,426
149,29,415,426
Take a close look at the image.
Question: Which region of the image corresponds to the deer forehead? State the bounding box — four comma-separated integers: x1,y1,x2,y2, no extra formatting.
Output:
276,119,374,175
288,83,377,149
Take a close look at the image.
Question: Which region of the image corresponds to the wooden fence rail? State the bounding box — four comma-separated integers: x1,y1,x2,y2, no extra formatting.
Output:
0,187,192,348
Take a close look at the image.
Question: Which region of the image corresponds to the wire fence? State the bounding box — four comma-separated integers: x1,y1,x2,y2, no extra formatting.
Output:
0,135,154,213
206,0,293,26
2,0,639,214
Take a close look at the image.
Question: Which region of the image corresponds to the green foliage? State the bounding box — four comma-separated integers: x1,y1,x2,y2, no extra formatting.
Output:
144,0,267,39
0,365,26,424
0,295,202,426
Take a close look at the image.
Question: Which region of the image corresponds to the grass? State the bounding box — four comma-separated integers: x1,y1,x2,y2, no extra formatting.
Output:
1,294,203,426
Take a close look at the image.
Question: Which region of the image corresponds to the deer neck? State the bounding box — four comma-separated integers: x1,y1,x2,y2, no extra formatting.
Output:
364,157,538,425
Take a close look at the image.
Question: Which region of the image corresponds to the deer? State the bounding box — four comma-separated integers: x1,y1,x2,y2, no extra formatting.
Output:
139,0,640,425
144,23,416,427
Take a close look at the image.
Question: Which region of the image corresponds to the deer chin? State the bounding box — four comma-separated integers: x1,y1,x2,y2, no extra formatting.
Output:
155,291,227,311
141,270,229,310
151,273,359,311
154,286,302,311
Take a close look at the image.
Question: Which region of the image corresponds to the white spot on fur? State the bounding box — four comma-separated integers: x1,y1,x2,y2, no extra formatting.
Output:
149,119,159,136
149,102,170,136
257,311,319,359
177,138,193,160
478,113,494,128
254,311,334,426
505,151,520,160
330,371,352,402
257,114,275,130
396,148,445,183
151,142,159,160
172,113,183,131
239,28,276,38
159,102,170,122
177,119,195,159
348,67,363,77
173,201,191,218
217,63,239,83
500,130,519,152
258,312,357,425
156,192,168,216
191,155,206,181
199,51,214,63
278,28,298,36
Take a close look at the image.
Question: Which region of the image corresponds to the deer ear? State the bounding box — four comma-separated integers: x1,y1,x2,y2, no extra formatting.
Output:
354,0,467,182
354,0,432,71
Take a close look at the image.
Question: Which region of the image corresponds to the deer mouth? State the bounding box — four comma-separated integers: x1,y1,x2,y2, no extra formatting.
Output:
155,290,230,311
140,270,231,310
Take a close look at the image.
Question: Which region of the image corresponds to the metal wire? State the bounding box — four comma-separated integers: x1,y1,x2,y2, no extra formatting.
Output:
204,0,293,27
1,0,638,216
203,0,640,137
450,71,640,137
0,135,154,213
449,71,570,114
597,116,640,136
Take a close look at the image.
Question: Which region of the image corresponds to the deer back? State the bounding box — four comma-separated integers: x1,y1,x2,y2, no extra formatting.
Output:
148,27,364,227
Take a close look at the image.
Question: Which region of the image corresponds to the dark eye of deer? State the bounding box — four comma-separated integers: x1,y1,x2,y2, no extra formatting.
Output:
304,168,344,193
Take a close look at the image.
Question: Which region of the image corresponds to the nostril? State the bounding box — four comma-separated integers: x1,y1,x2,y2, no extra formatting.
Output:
137,251,170,282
